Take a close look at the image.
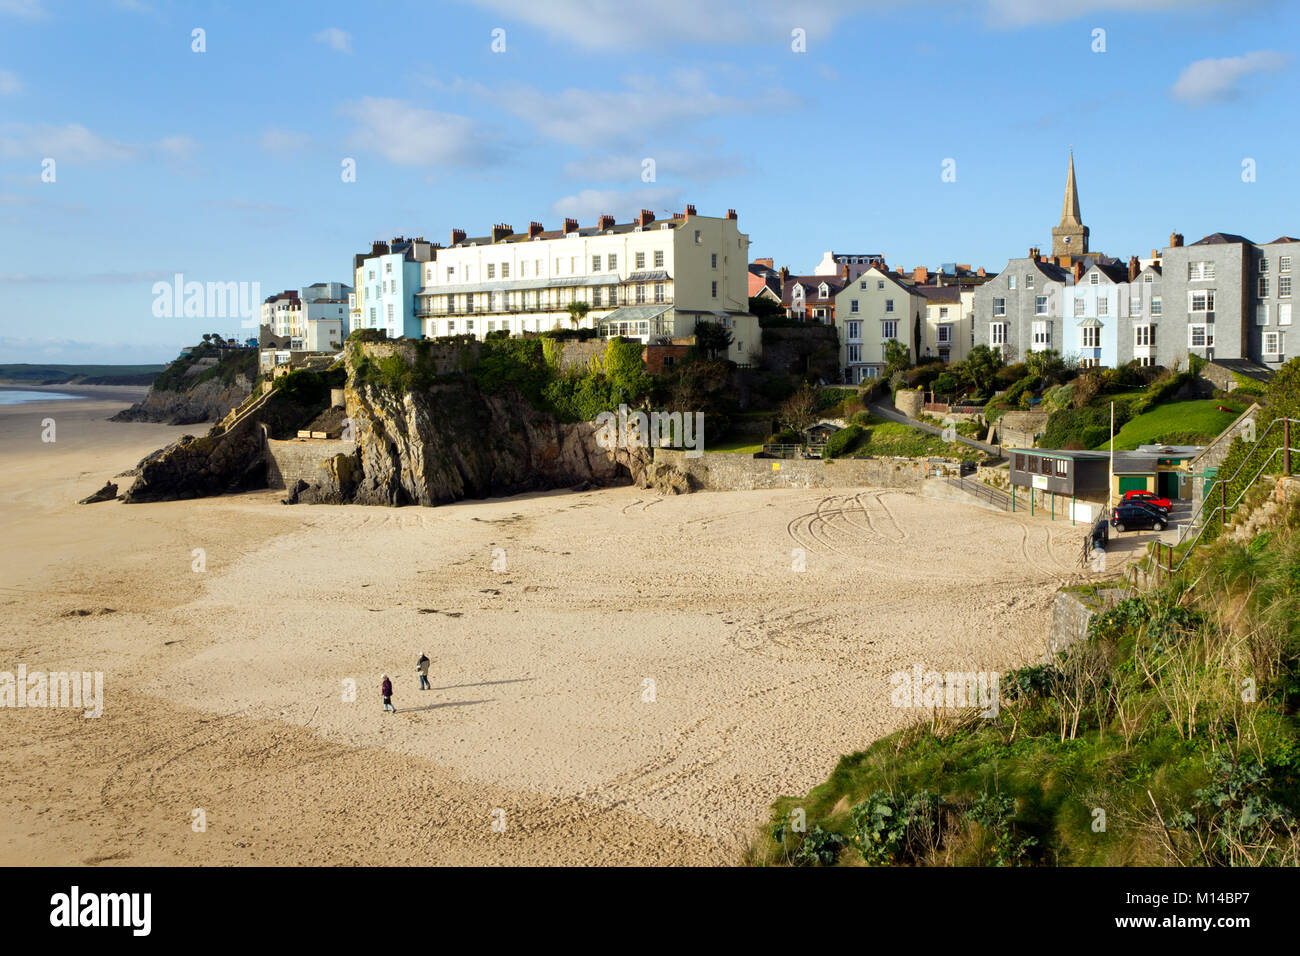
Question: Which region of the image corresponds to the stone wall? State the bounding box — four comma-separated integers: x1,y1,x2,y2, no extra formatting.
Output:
1048,587,1128,657
265,438,358,489
653,448,962,491
556,339,608,373
894,389,924,419
353,339,481,376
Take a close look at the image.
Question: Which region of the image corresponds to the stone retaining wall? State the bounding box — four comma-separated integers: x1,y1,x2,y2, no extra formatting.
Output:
653,448,962,491
265,438,358,489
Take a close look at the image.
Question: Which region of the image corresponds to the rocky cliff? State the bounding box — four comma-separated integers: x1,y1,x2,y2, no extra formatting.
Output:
112,374,253,425
112,347,256,424
119,341,667,506
287,371,653,506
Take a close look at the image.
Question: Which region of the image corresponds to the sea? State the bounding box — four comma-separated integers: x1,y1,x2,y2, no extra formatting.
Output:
0,389,82,406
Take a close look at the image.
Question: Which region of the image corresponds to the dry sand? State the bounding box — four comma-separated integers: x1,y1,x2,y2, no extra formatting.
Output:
0,387,1089,865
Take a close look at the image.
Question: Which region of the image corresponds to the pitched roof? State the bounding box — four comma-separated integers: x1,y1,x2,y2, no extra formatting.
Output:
915,285,960,303
1191,232,1252,245
1266,236,1300,244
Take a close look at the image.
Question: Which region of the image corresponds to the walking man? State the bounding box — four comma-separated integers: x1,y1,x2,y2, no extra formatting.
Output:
417,652,431,691
381,674,395,713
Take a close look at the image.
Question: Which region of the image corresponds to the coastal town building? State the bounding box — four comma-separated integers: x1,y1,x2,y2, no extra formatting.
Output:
782,273,846,324
351,237,437,341
812,251,886,281
414,207,758,363
975,153,1295,370
833,266,927,383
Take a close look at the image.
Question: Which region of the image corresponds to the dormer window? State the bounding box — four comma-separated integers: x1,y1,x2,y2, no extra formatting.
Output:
818,283,829,298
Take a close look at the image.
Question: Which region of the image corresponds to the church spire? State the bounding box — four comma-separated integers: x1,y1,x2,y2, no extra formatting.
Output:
1061,150,1082,226
1051,150,1089,259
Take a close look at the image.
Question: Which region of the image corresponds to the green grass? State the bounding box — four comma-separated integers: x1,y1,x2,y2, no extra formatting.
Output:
830,413,981,461
705,437,763,454
1096,398,1246,450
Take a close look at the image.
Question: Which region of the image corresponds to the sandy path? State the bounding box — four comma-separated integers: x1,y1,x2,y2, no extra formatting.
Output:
0,391,1086,865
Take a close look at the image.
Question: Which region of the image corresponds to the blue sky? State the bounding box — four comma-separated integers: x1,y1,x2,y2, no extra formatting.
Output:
1,0,1297,363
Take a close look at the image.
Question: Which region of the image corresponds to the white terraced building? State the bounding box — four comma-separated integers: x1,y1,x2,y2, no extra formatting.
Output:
415,206,760,364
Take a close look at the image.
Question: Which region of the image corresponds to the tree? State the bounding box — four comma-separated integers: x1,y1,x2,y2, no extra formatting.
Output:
1266,356,1300,419
912,311,923,363
1026,348,1066,385
960,344,1003,397
883,339,910,377
778,384,819,436
694,319,733,360
567,301,591,329
748,295,785,321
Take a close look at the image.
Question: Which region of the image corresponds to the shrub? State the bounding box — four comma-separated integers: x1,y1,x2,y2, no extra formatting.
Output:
822,424,865,459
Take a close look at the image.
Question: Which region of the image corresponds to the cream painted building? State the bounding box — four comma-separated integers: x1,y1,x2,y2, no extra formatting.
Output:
416,207,759,363
917,285,976,364
833,266,927,383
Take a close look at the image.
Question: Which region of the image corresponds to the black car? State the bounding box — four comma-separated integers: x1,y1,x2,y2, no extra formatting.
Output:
1111,502,1168,532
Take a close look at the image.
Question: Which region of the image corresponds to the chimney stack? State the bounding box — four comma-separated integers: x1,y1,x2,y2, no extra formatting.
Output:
755,257,774,270
685,203,697,217
1029,247,1040,260
726,208,737,220
1150,248,1159,260
528,221,544,239
1073,260,1085,283
636,209,655,227
977,266,986,277
492,223,513,242
598,214,615,230
913,265,929,284
450,228,466,245
779,265,789,281
1170,231,1184,248
563,218,578,234
1128,255,1140,281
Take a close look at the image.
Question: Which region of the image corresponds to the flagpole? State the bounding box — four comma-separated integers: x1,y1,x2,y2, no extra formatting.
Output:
1109,401,1115,511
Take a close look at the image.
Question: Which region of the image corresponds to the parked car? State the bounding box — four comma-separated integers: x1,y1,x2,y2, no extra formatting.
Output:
1111,502,1168,533
1122,490,1172,512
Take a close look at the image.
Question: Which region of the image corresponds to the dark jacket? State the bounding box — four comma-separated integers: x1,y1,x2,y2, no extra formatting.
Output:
381,678,393,698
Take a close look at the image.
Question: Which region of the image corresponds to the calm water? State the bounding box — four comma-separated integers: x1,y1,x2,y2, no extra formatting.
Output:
0,389,82,406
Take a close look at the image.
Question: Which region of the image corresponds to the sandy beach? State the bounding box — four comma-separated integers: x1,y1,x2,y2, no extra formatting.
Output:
0,388,1086,865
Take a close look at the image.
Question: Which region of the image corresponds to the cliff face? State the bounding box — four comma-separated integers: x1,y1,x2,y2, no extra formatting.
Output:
111,373,253,425
289,376,652,506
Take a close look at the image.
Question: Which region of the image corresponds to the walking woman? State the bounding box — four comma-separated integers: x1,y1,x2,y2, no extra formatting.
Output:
381,674,395,713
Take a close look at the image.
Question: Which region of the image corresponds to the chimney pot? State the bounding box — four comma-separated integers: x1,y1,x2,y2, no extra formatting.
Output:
1170,231,1184,248
685,203,697,217
451,228,466,245
564,218,579,234
636,209,655,227
598,214,614,230
726,208,736,220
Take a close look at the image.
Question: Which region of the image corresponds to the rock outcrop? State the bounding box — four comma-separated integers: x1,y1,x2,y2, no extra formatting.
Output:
287,376,651,506
112,374,253,425
77,481,118,504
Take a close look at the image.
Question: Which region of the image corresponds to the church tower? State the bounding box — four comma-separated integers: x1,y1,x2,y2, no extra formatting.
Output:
1051,151,1089,261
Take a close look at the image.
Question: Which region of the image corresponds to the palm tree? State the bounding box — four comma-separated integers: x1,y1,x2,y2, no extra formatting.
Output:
567,301,590,330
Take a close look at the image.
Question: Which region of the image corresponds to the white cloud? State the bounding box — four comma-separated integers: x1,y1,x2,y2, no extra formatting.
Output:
0,123,134,162
563,150,745,183
465,0,862,48
260,127,310,156
476,71,779,149
0,0,46,18
313,27,353,54
1171,50,1288,104
157,134,198,159
0,70,21,95
340,97,504,167
549,186,682,222
982,0,1222,27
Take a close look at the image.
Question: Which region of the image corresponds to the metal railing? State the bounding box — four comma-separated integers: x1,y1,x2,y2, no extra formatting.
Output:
945,475,1011,511
1137,416,1300,583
